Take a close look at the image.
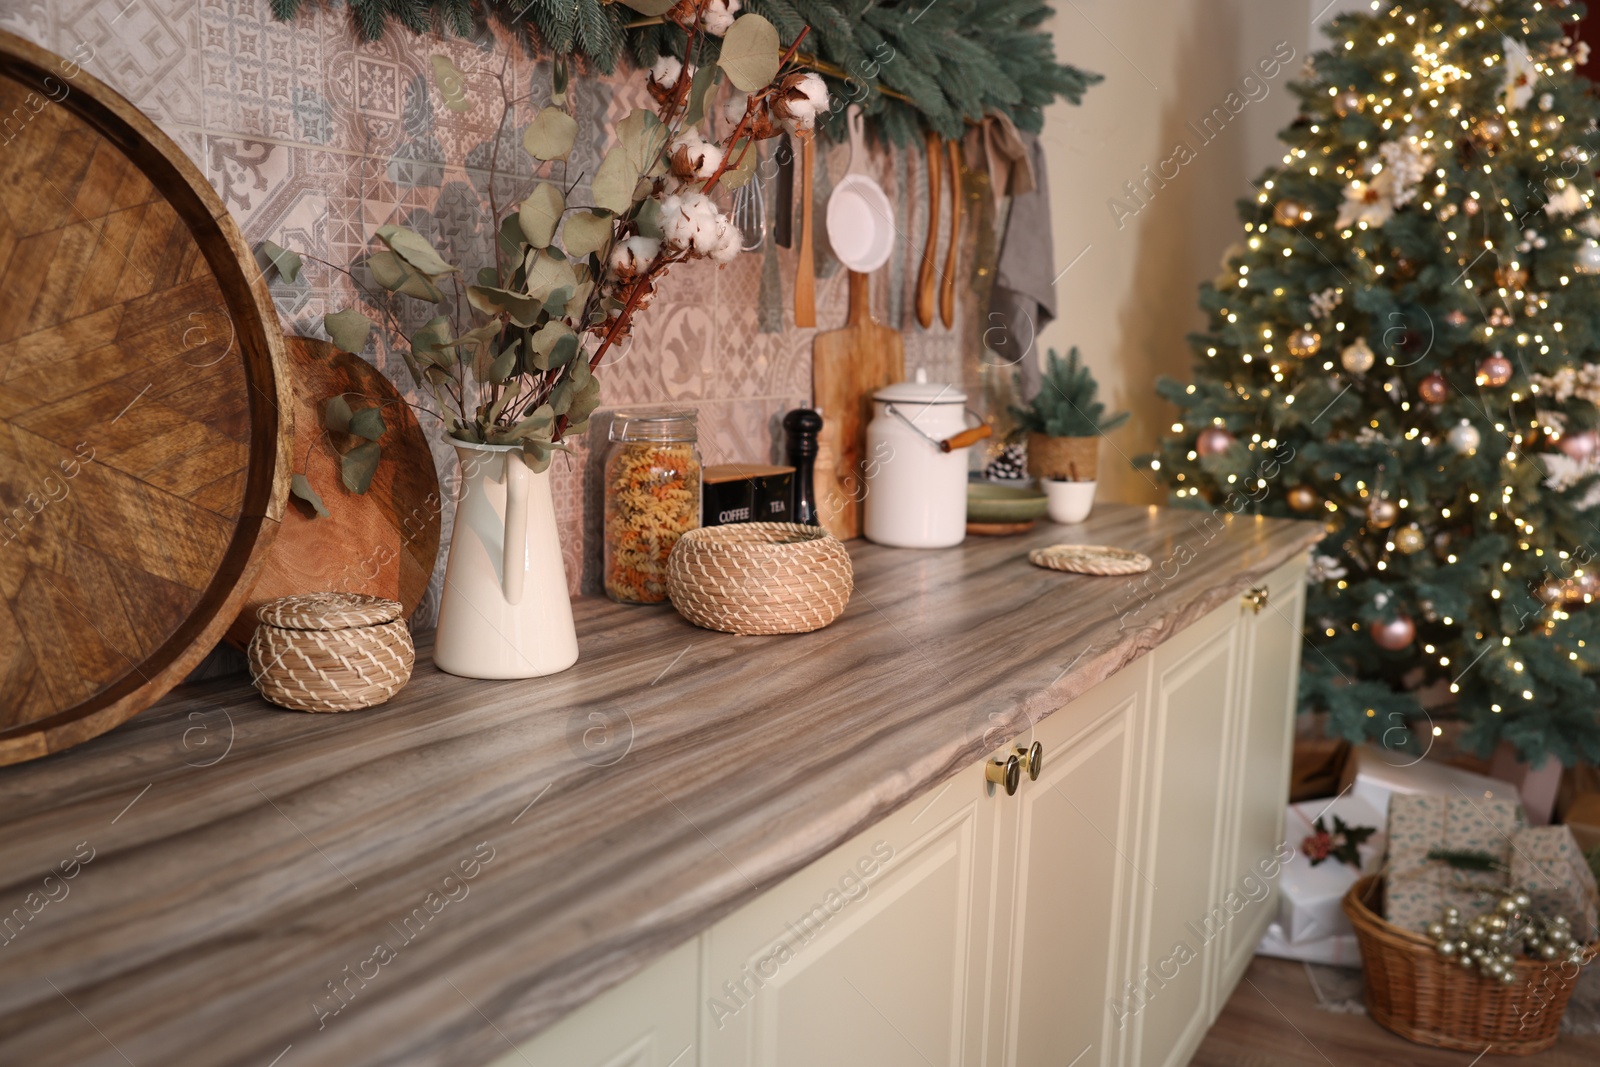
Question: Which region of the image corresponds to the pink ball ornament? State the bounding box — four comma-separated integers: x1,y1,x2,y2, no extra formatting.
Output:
1559,430,1600,461
1370,614,1416,650
1196,427,1235,457
1476,354,1514,388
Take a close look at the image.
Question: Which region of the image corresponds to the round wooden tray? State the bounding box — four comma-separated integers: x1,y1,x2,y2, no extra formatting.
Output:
0,32,292,764
225,338,439,646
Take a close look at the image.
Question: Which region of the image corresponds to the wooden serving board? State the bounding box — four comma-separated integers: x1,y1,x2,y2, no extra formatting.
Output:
226,337,440,645
0,32,292,765
812,270,904,539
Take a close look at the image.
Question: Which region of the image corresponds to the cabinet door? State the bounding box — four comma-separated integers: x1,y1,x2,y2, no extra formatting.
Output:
487,938,698,1067
987,661,1147,1067
1217,557,1308,992
1128,602,1238,1067
702,760,997,1067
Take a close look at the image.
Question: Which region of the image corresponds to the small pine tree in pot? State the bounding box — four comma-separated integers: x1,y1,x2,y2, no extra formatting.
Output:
1011,348,1129,483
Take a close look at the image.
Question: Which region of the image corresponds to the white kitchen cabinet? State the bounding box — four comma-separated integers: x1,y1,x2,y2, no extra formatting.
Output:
985,660,1146,1067
487,938,699,1067
506,557,1309,1067
701,749,997,1067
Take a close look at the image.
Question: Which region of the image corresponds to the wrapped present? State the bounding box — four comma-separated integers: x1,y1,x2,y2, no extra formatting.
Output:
1255,920,1361,966
1511,825,1600,942
1383,792,1524,934
1279,794,1385,943
1563,792,1600,852
1339,743,1520,821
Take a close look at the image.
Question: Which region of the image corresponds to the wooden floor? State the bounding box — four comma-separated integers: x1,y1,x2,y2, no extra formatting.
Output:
1193,957,1600,1066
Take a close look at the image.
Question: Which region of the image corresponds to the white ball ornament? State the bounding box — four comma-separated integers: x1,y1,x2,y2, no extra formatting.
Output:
1448,419,1481,455
1341,338,1375,374
1578,239,1600,275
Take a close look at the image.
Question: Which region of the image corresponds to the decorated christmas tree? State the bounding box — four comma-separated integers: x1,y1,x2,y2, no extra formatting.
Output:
1150,0,1600,765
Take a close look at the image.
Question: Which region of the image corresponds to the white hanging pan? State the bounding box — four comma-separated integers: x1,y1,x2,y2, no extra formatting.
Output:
825,103,895,273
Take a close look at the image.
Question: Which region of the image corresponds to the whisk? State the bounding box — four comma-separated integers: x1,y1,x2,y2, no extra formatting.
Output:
732,142,768,252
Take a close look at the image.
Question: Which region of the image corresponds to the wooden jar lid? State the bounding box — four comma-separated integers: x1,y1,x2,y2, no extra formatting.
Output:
256,593,403,632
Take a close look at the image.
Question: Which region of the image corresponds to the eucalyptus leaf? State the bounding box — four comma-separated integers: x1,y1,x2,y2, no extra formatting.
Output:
467,285,542,326
492,403,556,446
289,473,329,519
376,224,458,277
519,183,566,249
523,253,579,305
529,321,578,370
340,441,382,495
718,14,781,92
497,214,527,262
519,438,574,474
323,394,354,434
562,209,613,259
488,343,520,384
412,316,454,368
721,139,758,190
541,285,575,320
430,55,470,112
591,146,640,215
368,250,445,302
683,65,720,128
552,372,601,423
634,197,665,239
617,108,668,176
260,240,302,283
324,309,373,354
523,106,578,161
478,266,499,287
349,406,386,441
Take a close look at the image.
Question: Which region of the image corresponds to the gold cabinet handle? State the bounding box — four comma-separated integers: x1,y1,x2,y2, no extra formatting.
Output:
986,754,1021,796
1016,742,1043,781
1243,586,1269,614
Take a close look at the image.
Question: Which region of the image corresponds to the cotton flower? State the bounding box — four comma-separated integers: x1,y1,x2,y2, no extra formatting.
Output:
722,92,779,139
609,235,661,282
668,129,724,181
707,215,741,263
1309,287,1341,319
647,55,692,104
770,71,831,135
659,191,724,255
700,0,741,37
1503,37,1537,111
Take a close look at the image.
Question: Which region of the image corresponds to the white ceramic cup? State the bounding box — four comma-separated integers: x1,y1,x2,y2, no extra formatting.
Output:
1043,479,1096,525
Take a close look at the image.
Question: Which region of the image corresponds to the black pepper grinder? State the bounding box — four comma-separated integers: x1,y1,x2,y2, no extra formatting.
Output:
783,408,822,526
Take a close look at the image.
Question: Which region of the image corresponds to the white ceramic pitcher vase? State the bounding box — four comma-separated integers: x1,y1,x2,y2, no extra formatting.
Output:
434,441,579,679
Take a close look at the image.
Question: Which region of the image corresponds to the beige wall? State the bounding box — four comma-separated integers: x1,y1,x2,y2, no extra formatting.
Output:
1039,0,1313,503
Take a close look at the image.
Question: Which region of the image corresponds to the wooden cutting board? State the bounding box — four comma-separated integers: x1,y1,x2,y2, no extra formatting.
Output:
0,32,292,765
225,337,440,646
812,271,904,539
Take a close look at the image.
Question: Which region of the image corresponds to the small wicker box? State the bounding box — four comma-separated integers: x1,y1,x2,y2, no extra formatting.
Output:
247,593,415,712
666,522,853,635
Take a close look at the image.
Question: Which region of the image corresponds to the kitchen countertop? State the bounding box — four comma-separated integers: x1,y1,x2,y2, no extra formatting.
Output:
0,503,1323,1067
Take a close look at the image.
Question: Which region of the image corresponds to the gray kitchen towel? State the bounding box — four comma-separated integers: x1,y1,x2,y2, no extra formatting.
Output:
989,131,1055,401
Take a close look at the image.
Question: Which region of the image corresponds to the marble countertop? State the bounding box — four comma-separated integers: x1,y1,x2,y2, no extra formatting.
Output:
0,503,1322,1067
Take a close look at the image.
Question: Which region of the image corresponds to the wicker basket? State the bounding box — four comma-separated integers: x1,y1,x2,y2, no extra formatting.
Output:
666,522,853,635
1342,875,1591,1055
1027,433,1098,482
247,593,415,712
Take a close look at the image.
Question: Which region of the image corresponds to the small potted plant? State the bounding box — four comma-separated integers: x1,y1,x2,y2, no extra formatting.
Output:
1011,347,1128,523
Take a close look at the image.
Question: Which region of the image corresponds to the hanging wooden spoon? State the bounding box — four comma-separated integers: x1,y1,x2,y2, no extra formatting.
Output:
940,139,962,329
795,130,816,328
915,130,940,329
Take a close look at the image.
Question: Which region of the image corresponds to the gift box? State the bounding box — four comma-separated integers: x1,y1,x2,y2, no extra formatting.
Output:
1279,794,1385,943
1383,792,1525,934
1511,824,1600,942
1255,920,1361,966
1563,792,1600,852
1339,743,1520,821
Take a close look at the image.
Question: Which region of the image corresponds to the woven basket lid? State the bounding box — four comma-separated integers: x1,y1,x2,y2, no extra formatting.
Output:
255,592,404,631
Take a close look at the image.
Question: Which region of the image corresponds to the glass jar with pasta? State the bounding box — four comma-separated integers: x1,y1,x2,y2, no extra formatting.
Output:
603,409,702,604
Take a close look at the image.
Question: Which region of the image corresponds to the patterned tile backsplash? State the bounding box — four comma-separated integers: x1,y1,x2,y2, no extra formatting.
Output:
3,0,979,618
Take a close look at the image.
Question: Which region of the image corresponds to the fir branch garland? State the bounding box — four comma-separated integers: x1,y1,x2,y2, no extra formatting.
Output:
273,0,1100,143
